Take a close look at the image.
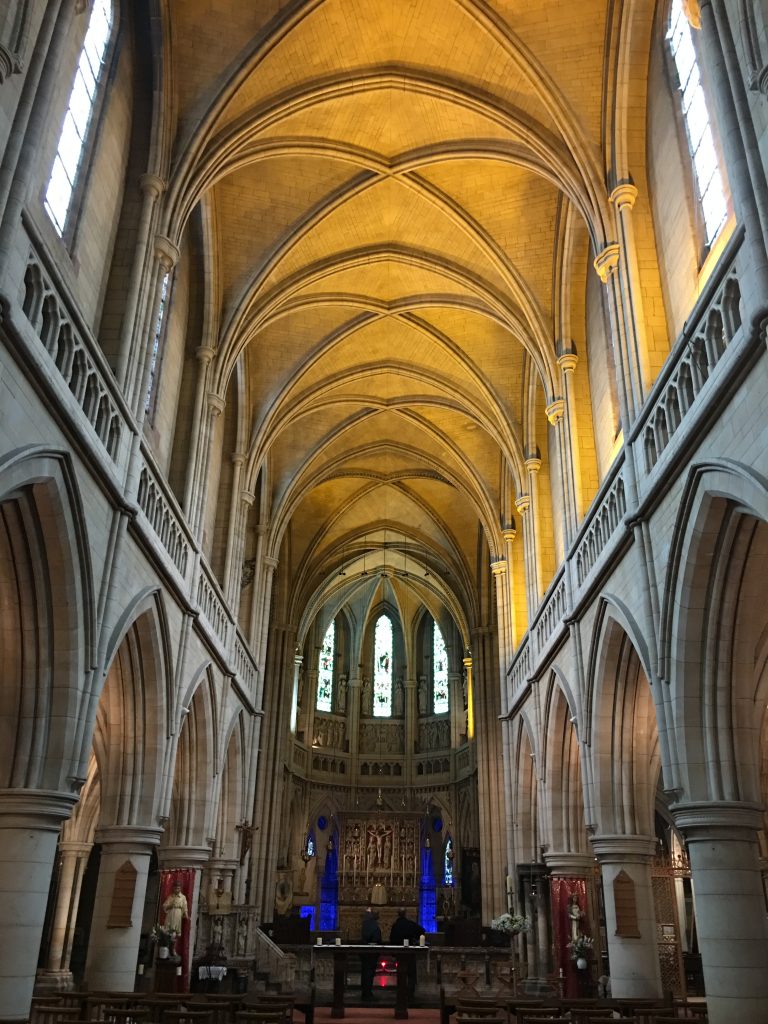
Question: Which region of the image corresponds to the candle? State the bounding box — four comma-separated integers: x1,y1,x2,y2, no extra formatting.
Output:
419,934,426,946
404,939,409,946
137,964,145,975
316,936,323,945
176,965,182,976
335,937,341,945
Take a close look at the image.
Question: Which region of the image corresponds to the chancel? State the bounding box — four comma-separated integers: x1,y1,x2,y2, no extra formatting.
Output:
0,2,767,1024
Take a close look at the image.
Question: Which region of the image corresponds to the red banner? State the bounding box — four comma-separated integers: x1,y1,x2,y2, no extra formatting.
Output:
159,868,196,991
550,876,588,998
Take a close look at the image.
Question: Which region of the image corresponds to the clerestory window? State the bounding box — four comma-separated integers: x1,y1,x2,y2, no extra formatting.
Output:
45,0,113,237
316,621,335,711
433,620,449,714
373,614,393,717
667,0,728,247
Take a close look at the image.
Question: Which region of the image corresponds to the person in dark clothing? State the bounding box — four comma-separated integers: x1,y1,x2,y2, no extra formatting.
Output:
389,908,425,995
360,907,381,999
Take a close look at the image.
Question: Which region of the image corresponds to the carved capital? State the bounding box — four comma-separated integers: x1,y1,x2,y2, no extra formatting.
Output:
206,392,226,416
502,527,517,544
155,234,180,271
610,181,639,212
196,345,215,365
241,490,256,507
490,558,506,578
545,399,565,425
558,351,579,375
524,456,542,475
593,243,621,283
139,173,165,199
515,494,530,516
231,452,246,467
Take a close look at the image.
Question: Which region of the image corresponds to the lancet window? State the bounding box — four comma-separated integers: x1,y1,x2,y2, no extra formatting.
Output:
373,615,393,717
433,620,449,714
667,0,728,245
45,0,113,236
316,621,335,711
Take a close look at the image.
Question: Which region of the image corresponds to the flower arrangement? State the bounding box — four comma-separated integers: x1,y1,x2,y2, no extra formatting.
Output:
490,912,531,935
151,924,177,948
567,933,594,959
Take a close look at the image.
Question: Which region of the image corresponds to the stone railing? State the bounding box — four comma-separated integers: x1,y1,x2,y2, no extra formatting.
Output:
19,240,129,470
253,927,296,991
533,569,567,653
233,630,258,701
415,756,450,777
137,459,192,580
573,461,626,589
197,561,232,653
639,251,743,477
312,753,350,775
507,635,531,707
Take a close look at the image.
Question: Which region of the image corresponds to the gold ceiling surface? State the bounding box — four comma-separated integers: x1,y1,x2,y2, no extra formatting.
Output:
164,0,636,635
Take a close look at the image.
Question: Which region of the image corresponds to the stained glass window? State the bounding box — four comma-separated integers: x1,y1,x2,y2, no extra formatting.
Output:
45,0,113,235
444,837,454,886
317,621,335,711
668,0,728,245
433,621,449,714
373,615,393,717
145,271,170,413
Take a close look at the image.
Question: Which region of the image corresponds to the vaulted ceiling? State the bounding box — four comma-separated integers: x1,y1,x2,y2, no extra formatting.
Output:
161,0,642,637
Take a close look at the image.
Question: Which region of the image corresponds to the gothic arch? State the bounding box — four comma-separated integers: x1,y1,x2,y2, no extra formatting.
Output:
0,447,95,791
542,672,588,854
661,460,768,803
587,601,661,836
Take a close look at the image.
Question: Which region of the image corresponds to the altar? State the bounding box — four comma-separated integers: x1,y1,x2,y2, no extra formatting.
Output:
336,811,426,938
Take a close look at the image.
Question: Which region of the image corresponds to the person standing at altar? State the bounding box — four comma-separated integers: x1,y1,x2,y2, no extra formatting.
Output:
390,908,424,995
360,907,382,1000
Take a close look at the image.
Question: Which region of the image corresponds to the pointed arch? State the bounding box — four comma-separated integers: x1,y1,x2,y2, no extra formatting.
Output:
587,600,661,836
661,460,768,803
0,447,95,791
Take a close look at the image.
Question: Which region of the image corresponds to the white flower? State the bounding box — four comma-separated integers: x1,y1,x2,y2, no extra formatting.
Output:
490,912,531,934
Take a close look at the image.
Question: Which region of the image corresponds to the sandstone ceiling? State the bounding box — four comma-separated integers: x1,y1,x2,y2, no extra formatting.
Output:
162,0,628,640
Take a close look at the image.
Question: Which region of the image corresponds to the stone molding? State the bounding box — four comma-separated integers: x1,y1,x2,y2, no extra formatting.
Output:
94,825,164,852
672,800,764,840
590,834,657,863
0,789,78,830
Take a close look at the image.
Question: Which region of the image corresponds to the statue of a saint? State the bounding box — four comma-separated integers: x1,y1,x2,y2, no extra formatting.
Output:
338,676,348,712
567,893,583,941
162,879,189,935
418,677,428,715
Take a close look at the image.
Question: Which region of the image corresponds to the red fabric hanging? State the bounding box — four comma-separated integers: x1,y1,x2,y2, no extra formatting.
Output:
550,876,588,998
159,868,196,991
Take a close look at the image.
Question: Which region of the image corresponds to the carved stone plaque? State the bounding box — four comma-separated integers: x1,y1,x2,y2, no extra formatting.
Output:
107,860,137,928
613,869,640,937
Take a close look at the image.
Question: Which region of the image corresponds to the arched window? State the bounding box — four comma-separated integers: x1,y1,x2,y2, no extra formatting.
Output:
45,0,113,236
373,614,393,717
444,836,454,886
316,621,335,711
145,271,170,414
667,0,728,246
433,620,449,714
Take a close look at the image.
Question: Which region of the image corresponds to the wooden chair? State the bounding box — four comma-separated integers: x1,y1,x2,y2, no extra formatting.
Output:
29,1006,83,1024
162,1013,214,1024
103,1010,152,1024
519,1017,571,1024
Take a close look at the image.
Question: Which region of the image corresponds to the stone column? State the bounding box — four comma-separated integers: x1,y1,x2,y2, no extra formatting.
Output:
610,183,652,407
499,527,519,647
347,674,362,778
673,801,768,1024
448,672,463,749
594,242,638,428
490,558,511,672
0,790,77,1021
44,840,92,981
182,346,215,520
590,835,662,998
558,351,583,530
130,234,180,418
222,455,247,608
84,825,163,993
404,677,417,787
